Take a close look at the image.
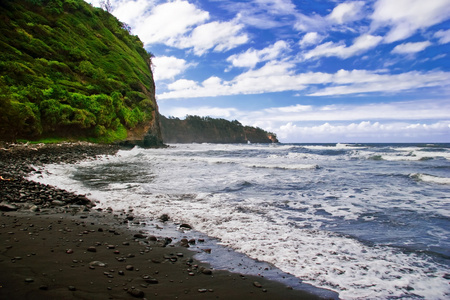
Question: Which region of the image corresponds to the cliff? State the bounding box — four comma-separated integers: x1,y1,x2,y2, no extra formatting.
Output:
0,0,163,146
160,115,278,144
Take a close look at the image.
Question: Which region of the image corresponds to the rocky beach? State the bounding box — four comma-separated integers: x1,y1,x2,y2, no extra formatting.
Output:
0,143,323,300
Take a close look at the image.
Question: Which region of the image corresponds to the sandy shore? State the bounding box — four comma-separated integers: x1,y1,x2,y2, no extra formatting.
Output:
0,143,326,299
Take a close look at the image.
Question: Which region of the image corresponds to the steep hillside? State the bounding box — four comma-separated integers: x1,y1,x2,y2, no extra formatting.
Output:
160,115,278,144
0,0,162,145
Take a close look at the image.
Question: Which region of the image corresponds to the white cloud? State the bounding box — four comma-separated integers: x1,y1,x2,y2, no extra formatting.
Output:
166,79,198,91
302,34,383,60
276,121,450,142
295,1,366,32
227,41,290,69
110,0,152,27
253,0,297,15
174,20,249,55
158,66,450,100
152,56,190,81
309,70,450,96
371,0,450,43
294,12,329,32
299,32,324,47
434,29,450,44
133,1,209,46
391,41,432,54
258,99,450,122
327,1,365,24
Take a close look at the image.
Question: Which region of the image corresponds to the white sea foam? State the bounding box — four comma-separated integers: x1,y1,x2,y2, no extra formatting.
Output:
243,163,319,170
410,173,450,184
28,143,450,300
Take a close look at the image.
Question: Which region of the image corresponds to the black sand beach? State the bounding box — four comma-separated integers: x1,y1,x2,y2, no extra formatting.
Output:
0,143,324,299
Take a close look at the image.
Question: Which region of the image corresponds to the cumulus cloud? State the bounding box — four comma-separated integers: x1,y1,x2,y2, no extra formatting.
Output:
434,29,450,44
370,0,450,43
226,41,290,69
309,70,450,96
259,99,450,122
391,41,432,54
299,32,324,47
295,1,366,32
152,56,191,81
302,34,383,60
132,1,209,46
327,1,365,24
174,20,249,55
157,66,450,100
276,121,450,142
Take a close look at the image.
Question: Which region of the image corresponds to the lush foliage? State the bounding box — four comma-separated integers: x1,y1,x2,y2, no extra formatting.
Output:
0,0,156,142
160,115,278,144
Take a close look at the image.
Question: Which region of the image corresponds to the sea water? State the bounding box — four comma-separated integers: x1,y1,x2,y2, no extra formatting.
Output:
29,143,450,299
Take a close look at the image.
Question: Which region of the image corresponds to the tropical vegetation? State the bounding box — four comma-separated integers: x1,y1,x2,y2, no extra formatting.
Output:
160,115,278,144
0,0,159,143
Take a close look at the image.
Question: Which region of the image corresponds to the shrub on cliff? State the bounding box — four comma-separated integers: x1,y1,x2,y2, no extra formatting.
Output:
0,0,157,143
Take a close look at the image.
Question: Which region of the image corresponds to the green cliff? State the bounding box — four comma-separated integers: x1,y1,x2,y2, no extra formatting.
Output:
160,115,278,144
0,0,163,145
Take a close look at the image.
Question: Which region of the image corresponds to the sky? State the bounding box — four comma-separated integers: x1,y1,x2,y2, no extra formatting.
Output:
87,0,450,143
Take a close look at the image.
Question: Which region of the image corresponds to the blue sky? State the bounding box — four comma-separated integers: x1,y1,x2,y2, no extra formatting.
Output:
88,0,450,143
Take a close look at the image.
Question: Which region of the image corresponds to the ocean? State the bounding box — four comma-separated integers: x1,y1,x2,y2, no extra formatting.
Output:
29,143,450,299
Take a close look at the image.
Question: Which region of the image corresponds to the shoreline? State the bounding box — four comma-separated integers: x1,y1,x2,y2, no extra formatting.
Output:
1,143,330,299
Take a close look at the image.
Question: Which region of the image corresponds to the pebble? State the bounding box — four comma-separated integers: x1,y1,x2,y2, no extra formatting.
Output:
180,223,192,229
125,265,134,271
68,286,76,291
128,289,145,298
87,246,97,252
253,281,263,288
24,278,34,283
201,268,213,275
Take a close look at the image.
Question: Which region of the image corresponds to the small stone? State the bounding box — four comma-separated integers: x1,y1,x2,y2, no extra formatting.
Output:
39,285,49,290
133,233,146,239
128,289,145,298
87,246,97,252
66,249,74,254
118,270,125,276
107,245,115,249
201,268,212,275
89,261,107,267
125,265,134,271
24,278,34,283
253,281,262,288
68,286,76,291
198,288,207,293
180,224,192,229
0,203,19,211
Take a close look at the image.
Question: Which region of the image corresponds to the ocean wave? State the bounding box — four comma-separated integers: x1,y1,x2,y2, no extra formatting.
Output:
410,173,450,184
243,163,319,170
